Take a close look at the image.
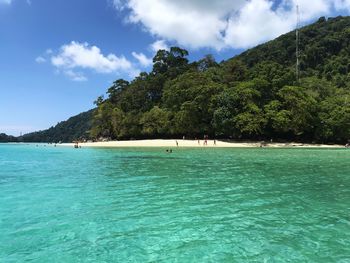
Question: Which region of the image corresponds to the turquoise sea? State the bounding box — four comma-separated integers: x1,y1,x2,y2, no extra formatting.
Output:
1,144,350,262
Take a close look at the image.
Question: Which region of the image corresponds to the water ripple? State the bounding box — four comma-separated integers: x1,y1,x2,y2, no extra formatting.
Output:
0,145,350,262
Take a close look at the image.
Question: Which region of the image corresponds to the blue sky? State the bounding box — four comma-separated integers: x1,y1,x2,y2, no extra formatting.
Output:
0,0,348,135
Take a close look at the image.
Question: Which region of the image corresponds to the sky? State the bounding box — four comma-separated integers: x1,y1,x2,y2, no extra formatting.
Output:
1,0,349,136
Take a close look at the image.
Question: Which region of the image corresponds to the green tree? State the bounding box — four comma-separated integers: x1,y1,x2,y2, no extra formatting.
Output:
197,54,218,72
152,47,189,78
317,90,350,142
110,107,125,139
265,86,317,139
90,102,114,138
163,71,224,136
213,80,266,137
222,59,248,84
93,95,104,106
140,107,170,137
107,79,129,104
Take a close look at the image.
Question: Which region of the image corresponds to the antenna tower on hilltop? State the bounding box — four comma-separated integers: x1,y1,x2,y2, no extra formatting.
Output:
296,5,301,83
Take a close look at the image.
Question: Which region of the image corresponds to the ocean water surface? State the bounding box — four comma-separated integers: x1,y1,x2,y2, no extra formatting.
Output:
0,144,350,262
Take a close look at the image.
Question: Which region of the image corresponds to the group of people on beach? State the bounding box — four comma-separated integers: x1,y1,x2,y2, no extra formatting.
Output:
196,135,216,146
175,135,217,147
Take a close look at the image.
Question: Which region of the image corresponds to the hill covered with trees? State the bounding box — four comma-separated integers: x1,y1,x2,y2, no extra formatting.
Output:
9,16,350,143
0,133,18,143
20,110,93,143
91,16,350,144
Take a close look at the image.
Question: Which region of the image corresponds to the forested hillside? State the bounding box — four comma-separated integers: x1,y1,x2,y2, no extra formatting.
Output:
0,133,18,143
10,16,350,143
90,16,350,143
20,110,93,143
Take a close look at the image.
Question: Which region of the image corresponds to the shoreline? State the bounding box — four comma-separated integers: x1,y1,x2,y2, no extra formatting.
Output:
60,139,344,148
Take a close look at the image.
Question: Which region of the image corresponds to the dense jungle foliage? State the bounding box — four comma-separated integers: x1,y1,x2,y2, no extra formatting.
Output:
91,16,350,143
8,16,350,143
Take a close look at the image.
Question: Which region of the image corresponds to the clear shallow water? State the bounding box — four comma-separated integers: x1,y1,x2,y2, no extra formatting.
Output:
1,144,350,262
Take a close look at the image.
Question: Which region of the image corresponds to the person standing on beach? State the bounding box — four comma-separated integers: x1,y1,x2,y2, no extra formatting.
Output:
176,140,179,147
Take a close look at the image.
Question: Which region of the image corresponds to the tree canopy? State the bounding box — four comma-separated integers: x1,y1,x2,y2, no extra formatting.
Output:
88,16,350,144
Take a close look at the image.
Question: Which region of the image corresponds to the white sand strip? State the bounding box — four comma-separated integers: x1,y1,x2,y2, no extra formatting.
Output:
60,139,343,148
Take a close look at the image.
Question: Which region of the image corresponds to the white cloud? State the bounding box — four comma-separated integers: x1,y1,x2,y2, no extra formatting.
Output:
132,52,152,67
35,56,46,63
150,40,169,53
64,70,87,82
334,0,350,10
51,41,132,73
119,0,245,49
51,41,140,80
225,0,294,48
113,0,125,10
0,0,12,4
0,0,32,5
114,0,349,50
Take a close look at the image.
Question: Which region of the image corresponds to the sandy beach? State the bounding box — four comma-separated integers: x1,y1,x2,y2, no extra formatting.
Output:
62,139,344,148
